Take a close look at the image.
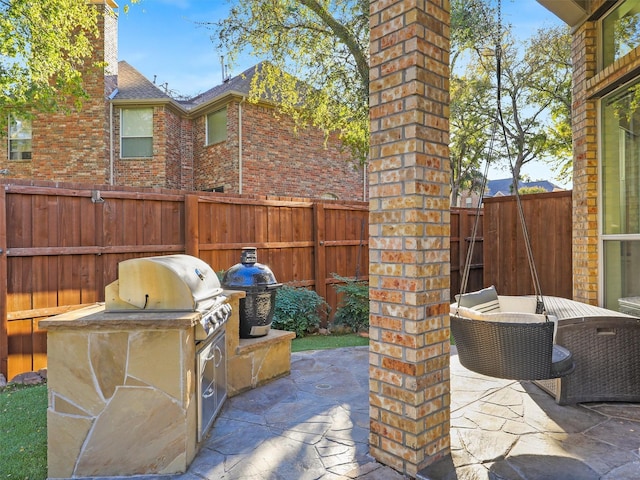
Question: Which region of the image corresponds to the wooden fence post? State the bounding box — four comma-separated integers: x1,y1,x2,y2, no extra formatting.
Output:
313,202,327,325
185,194,199,257
0,187,7,379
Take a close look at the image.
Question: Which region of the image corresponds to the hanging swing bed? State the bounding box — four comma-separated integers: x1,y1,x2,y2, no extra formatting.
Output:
450,0,575,381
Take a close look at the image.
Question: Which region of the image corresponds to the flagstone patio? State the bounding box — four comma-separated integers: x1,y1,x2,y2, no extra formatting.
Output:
93,346,640,480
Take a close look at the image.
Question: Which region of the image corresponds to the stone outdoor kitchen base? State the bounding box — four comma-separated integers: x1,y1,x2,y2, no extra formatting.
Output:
40,291,294,479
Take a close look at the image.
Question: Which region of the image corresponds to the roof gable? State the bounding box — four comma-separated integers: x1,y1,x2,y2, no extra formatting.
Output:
115,61,172,101
185,63,263,108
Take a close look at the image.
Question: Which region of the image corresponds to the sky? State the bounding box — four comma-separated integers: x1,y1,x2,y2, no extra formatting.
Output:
117,0,567,186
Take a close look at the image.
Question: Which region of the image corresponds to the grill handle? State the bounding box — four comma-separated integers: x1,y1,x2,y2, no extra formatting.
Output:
203,386,215,399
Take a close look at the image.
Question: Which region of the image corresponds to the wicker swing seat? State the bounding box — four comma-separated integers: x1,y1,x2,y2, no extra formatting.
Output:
451,287,576,381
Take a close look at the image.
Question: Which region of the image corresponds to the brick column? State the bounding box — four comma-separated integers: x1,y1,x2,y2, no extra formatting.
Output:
369,0,451,477
571,20,598,304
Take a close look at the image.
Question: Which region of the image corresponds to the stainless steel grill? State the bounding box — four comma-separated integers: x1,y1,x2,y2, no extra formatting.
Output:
105,254,230,340
104,254,230,440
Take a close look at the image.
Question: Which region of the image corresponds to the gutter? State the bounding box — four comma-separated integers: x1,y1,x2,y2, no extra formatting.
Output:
108,88,119,186
363,160,368,202
239,96,246,194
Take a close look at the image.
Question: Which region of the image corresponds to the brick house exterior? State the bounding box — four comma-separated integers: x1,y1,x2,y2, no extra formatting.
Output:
0,0,366,201
539,0,640,310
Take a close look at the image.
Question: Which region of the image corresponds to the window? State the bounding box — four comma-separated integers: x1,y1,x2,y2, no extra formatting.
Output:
206,108,227,145
602,0,640,69
321,193,339,200
9,115,32,160
603,240,640,310
601,80,640,309
121,108,153,158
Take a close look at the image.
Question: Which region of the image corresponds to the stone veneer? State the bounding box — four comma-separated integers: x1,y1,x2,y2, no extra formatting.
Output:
41,304,201,478
40,290,295,478
224,292,296,397
369,0,451,477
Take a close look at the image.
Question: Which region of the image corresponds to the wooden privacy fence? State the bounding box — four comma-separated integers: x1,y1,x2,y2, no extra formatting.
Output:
0,180,369,380
0,180,572,380
483,190,573,299
450,207,484,298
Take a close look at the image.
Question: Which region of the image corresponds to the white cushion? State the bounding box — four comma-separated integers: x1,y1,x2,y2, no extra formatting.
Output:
456,286,500,313
497,295,538,314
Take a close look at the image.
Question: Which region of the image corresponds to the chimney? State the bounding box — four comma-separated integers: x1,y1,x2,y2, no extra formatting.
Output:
90,0,119,95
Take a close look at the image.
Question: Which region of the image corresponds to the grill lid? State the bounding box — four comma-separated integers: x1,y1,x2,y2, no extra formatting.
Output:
105,254,223,312
222,247,280,291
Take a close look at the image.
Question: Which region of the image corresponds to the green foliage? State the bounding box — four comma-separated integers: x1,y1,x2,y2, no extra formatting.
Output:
518,186,547,195
331,274,369,333
460,24,572,184
0,0,101,125
0,1,139,126
0,383,48,479
525,26,573,183
272,285,330,337
450,67,494,206
450,0,499,70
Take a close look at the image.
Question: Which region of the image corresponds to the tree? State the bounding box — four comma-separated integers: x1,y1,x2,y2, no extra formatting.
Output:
518,186,547,195
211,0,369,163
476,27,572,183
450,0,499,71
449,67,495,206
449,0,500,206
0,0,104,126
526,26,573,183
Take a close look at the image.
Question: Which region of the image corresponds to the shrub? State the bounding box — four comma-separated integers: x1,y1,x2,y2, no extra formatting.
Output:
331,274,369,332
272,285,330,337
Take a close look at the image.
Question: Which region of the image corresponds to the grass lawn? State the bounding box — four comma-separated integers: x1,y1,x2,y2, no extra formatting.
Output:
292,333,369,352
0,383,48,480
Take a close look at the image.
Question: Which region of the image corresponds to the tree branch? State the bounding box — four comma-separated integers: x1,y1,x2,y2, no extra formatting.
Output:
296,0,368,89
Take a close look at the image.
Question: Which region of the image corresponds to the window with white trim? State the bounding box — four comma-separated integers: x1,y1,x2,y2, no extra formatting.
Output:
206,108,227,145
601,79,640,310
9,115,32,160
121,108,153,158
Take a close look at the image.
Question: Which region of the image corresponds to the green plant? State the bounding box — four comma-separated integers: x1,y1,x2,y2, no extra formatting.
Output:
0,383,48,479
331,274,369,332
272,285,330,337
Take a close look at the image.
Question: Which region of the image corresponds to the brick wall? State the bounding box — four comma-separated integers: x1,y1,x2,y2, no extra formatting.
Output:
194,103,239,192
194,100,366,200
368,0,451,476
571,19,599,304
567,0,640,305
